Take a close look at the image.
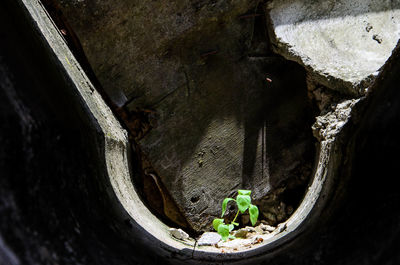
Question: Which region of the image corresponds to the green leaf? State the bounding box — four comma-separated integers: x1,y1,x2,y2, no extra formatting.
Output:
249,204,259,226
238,190,251,196
218,224,230,241
232,221,239,226
221,198,235,217
213,218,224,231
236,195,251,213
228,224,234,231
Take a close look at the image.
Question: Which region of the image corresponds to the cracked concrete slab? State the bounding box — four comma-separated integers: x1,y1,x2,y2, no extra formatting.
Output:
267,0,400,95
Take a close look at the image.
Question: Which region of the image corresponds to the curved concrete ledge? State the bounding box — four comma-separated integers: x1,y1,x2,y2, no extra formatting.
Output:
17,0,395,264
19,0,196,260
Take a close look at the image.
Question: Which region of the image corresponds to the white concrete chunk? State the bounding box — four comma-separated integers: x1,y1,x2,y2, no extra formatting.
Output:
169,228,189,240
197,232,221,246
267,0,400,95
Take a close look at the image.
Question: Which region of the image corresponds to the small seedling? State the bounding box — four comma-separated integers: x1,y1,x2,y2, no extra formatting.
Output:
213,190,259,241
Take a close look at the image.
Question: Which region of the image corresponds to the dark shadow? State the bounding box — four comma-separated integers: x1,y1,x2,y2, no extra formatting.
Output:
241,3,315,197
241,58,313,195
0,2,181,264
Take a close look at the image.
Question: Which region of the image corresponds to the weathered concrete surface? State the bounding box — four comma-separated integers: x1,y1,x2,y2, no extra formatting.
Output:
53,0,316,231
54,0,259,104
267,0,400,95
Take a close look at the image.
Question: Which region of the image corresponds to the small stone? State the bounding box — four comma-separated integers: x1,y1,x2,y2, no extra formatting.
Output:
255,226,262,234
244,226,256,232
260,224,276,232
197,232,221,246
169,228,189,240
233,228,248,238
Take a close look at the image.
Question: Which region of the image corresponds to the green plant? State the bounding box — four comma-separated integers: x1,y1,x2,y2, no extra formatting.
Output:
213,190,259,241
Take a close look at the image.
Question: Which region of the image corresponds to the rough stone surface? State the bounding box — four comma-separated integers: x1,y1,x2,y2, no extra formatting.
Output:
197,232,221,246
267,0,400,95
233,228,249,238
54,0,316,231
312,99,360,142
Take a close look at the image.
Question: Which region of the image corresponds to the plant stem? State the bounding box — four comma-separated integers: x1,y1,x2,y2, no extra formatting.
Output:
232,210,240,224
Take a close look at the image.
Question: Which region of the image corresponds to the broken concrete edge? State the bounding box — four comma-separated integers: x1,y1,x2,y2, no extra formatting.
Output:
265,0,400,99
264,4,374,97
266,38,373,97
363,40,400,98
266,41,367,97
17,0,397,263
265,15,362,96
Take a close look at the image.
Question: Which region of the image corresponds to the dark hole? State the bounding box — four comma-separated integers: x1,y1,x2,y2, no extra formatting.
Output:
190,196,200,203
